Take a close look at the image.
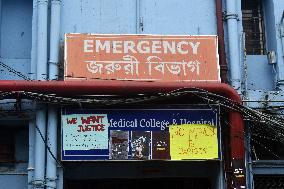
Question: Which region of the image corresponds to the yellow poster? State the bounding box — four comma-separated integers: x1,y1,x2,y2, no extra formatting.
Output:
169,124,218,160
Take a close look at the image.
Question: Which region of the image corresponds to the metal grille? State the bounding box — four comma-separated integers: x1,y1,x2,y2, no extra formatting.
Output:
254,176,284,189
242,0,266,55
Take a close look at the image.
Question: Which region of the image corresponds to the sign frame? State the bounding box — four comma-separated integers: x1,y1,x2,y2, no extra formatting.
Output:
61,105,221,161
64,33,220,82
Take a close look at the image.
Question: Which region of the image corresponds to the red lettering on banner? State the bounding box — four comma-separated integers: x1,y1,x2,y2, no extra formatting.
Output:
67,118,77,124
77,124,105,132
81,115,105,124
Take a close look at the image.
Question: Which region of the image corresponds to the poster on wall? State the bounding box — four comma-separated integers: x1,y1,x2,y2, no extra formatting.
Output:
64,34,220,82
61,106,220,161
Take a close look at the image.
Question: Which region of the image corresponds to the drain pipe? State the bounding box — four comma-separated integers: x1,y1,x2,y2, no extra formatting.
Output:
28,1,38,188
46,1,61,189
48,0,61,81
216,0,228,83
278,11,284,90
28,120,35,189
225,0,241,93
225,0,246,187
34,0,48,188
46,107,58,189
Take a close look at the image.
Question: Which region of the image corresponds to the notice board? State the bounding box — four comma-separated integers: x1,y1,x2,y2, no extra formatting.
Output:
64,34,220,82
61,106,220,161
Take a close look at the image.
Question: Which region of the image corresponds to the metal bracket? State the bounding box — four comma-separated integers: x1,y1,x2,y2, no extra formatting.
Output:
46,177,57,182
223,11,240,21
139,17,144,32
276,80,284,88
281,10,284,27
48,61,58,66
279,11,284,56
15,92,22,111
27,167,35,171
32,180,45,188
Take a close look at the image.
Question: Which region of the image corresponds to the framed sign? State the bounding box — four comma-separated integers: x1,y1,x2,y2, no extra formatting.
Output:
61,106,220,161
65,34,220,82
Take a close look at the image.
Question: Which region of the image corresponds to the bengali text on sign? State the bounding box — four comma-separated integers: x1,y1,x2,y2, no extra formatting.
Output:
64,34,220,82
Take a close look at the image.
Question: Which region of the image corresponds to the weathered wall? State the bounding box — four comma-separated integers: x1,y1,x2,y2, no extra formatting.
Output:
0,0,284,189
60,0,217,42
0,0,32,80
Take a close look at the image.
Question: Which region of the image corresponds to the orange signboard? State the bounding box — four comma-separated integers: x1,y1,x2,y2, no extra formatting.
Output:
64,34,220,82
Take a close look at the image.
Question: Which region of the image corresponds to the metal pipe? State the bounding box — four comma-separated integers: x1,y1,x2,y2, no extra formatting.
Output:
278,11,284,89
215,0,228,83
28,120,35,189
46,1,61,189
136,0,142,34
34,0,48,188
46,106,58,189
0,80,242,97
0,0,2,61
31,0,38,80
56,167,63,189
225,0,241,93
36,0,48,81
34,108,47,188
28,1,38,187
48,0,61,81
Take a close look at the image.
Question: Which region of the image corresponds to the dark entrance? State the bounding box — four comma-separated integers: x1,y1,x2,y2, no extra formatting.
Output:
65,177,211,189
63,161,221,189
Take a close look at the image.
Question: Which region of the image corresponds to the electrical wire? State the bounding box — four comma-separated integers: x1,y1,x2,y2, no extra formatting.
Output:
1,86,284,162
0,61,32,81
35,124,64,168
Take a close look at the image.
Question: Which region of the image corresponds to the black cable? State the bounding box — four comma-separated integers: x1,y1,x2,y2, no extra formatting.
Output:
35,124,64,168
2,87,284,160
0,61,32,81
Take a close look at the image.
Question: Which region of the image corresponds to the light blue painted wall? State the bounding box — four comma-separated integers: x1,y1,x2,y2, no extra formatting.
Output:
60,0,137,42
0,175,27,189
0,58,31,80
60,0,217,42
1,0,32,59
246,55,274,91
0,1,282,90
243,0,284,91
140,0,217,35
0,0,284,189
0,0,32,80
272,0,284,84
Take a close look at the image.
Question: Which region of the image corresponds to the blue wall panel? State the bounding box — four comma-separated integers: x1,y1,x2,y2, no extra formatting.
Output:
60,0,137,42
0,58,31,80
246,55,274,91
1,0,32,59
140,0,217,35
271,0,284,82
60,0,217,42
0,175,27,189
0,0,32,80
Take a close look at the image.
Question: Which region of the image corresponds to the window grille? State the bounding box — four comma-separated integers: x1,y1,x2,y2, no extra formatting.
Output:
254,176,284,189
242,0,266,55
